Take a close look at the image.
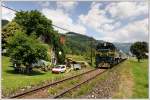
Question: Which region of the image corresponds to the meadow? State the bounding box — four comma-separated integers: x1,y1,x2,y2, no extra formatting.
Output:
2,56,93,97
113,58,148,98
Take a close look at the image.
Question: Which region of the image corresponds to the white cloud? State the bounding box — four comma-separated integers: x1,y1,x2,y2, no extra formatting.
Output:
1,1,148,43
79,2,148,42
101,18,148,42
56,1,78,12
42,8,86,34
91,2,103,9
37,1,50,7
102,24,114,31
79,2,113,31
105,2,148,19
2,6,16,21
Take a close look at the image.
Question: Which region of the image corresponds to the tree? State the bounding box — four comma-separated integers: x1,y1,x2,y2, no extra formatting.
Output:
14,10,53,37
53,32,66,64
14,10,65,64
2,21,23,50
130,41,148,62
7,31,48,73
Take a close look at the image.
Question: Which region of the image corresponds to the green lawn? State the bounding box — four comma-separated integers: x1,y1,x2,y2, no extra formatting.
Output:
113,58,148,98
2,56,93,97
130,59,148,98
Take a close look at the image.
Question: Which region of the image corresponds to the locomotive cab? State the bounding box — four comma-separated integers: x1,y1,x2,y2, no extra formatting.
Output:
95,42,116,69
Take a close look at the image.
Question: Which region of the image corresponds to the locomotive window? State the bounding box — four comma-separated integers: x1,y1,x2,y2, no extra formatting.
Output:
104,43,106,46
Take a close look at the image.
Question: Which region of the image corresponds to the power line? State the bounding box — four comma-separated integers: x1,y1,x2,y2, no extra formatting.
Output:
52,24,72,32
2,5,94,64
1,5,76,33
2,5,18,12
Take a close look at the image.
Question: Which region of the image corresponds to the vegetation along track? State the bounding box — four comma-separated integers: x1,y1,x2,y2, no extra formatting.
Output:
52,69,106,98
9,59,126,99
8,69,97,98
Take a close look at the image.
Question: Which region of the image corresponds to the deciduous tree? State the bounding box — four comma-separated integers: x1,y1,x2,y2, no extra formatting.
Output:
130,41,148,62
14,10,66,64
8,31,48,73
2,21,23,50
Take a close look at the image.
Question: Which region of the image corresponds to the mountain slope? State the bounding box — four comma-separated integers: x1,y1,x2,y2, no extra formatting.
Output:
62,32,132,55
65,32,97,55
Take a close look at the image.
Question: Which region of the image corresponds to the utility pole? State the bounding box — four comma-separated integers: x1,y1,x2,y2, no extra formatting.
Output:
90,39,93,66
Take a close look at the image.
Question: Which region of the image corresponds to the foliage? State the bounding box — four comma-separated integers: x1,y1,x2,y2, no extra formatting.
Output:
14,10,53,37
2,21,23,49
65,32,96,56
14,10,65,64
7,31,48,73
51,31,66,64
130,42,148,62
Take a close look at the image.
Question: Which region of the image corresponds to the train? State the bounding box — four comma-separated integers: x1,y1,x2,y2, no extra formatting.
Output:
95,42,127,68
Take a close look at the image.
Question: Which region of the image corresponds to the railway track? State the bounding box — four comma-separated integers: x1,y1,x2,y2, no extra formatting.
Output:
9,68,97,98
53,69,106,98
8,59,126,99
53,59,126,98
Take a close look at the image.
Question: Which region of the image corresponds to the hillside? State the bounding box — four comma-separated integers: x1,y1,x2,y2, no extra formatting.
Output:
65,32,97,56
64,32,132,55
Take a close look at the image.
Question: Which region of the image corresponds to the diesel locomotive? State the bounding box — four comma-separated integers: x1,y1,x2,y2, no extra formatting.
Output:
95,42,125,68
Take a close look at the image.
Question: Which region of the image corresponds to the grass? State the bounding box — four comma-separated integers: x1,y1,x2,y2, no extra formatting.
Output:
63,59,148,99
66,54,87,61
66,54,96,66
2,56,148,98
48,77,82,96
2,56,93,97
62,65,120,98
130,59,148,98
113,58,148,98
112,60,134,98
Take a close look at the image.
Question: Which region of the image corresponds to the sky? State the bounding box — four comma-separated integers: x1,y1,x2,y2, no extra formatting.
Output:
1,1,149,43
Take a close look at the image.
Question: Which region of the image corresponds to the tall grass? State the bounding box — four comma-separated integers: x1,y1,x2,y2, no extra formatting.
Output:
130,59,148,98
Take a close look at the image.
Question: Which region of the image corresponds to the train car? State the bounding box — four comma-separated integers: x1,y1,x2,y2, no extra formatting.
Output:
95,42,117,68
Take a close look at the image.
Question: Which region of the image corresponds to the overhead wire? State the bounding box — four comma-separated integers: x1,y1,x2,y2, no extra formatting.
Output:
1,5,76,33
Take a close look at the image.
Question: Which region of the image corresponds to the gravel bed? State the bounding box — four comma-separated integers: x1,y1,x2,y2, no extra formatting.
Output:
83,67,121,99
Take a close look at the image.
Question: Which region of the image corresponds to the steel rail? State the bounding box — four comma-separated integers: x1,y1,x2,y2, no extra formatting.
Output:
53,59,127,98
9,59,126,98
53,69,107,98
9,69,97,98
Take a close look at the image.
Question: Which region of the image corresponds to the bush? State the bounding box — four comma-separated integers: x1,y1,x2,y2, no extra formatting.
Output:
7,31,48,73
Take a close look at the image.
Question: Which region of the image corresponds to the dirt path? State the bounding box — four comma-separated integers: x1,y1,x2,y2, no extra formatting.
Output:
81,61,134,99
112,61,134,98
